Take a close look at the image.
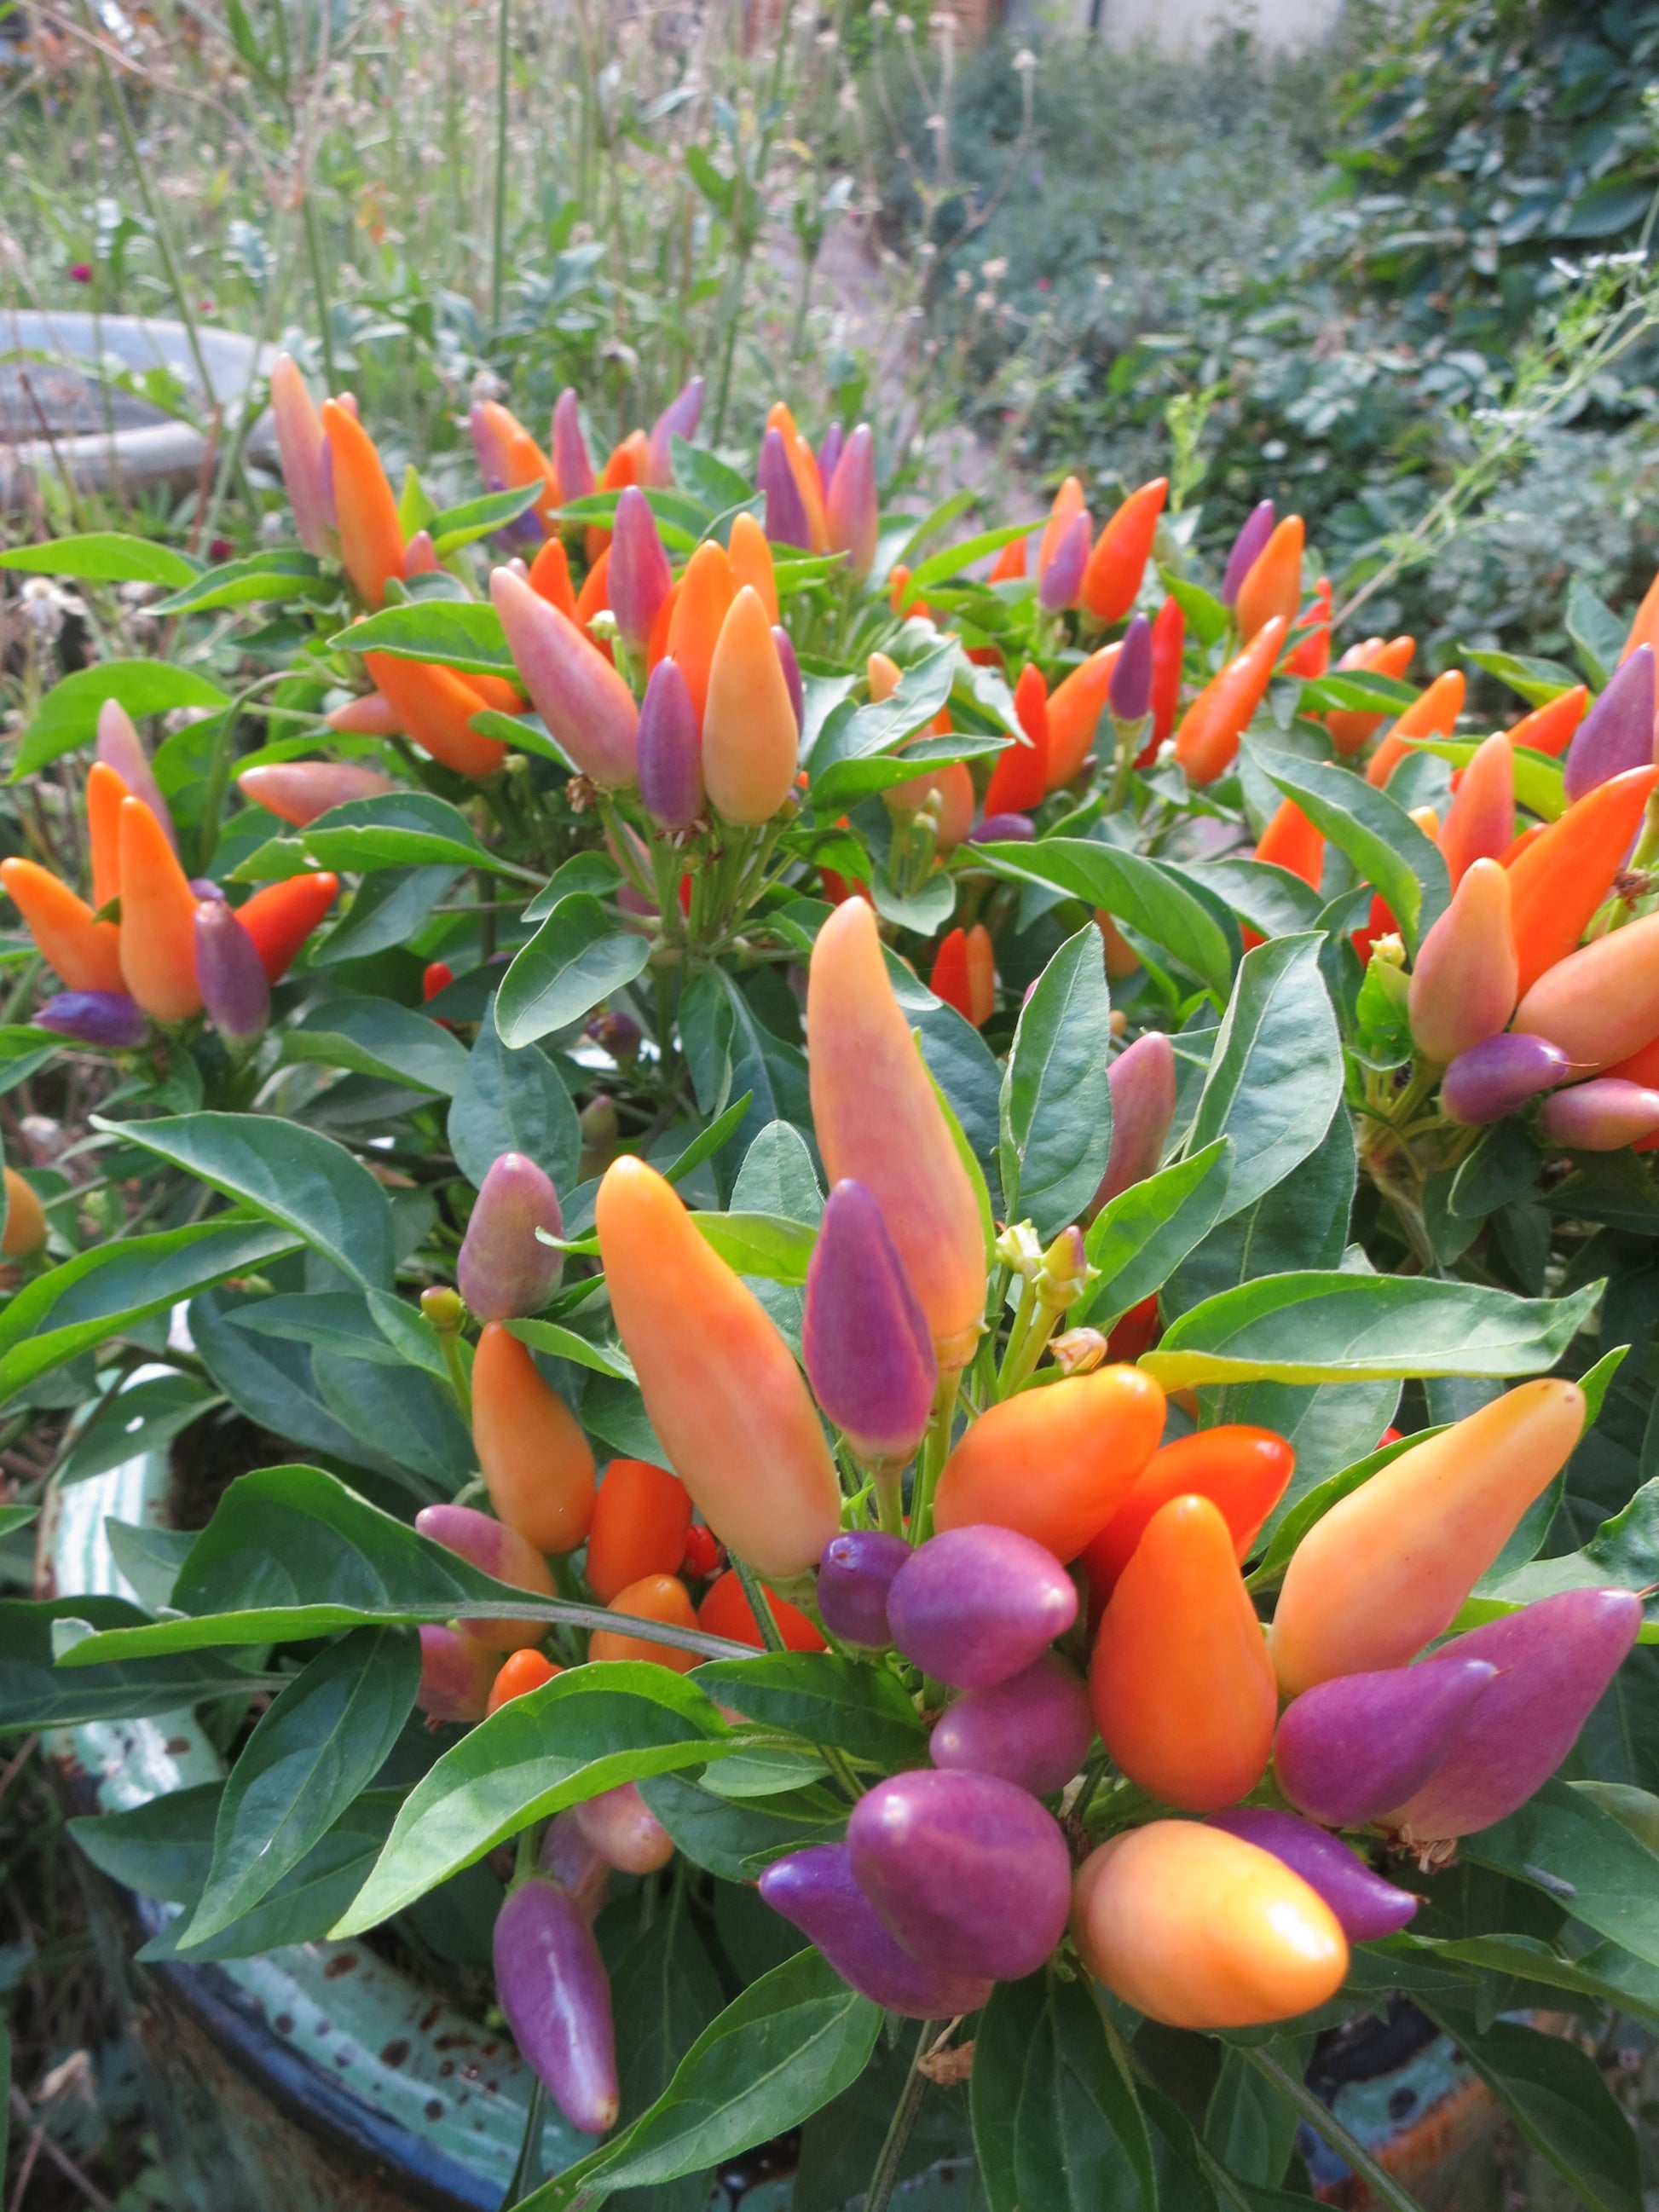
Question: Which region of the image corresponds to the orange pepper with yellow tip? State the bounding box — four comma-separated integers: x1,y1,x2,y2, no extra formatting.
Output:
1090,1493,1277,1811
471,1321,596,1555
667,540,736,725
0,858,123,996
321,397,404,608
594,1157,842,1581
1079,476,1167,625
1174,615,1287,786
117,798,200,1019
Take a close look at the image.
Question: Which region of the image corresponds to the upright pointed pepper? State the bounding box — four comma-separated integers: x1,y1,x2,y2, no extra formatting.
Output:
1254,797,1323,888
802,1179,937,1468
608,486,673,656
772,626,804,734
1284,576,1332,679
1564,645,1657,803
1438,731,1514,886
551,389,595,503
85,760,130,910
806,899,987,1366
1514,910,1659,1072
644,374,704,488
1407,858,1517,1064
636,659,703,830
1110,611,1153,725
1038,475,1085,577
529,536,580,621
1038,510,1090,613
1080,477,1168,625
96,700,176,851
595,1157,842,1580
1506,686,1587,757
983,663,1049,816
234,871,340,982
825,423,878,581
1148,592,1185,748
702,586,799,823
1234,514,1303,644
491,568,639,787
1045,644,1122,788
1091,1030,1176,1210
457,1152,563,1322
817,421,845,494
1174,616,1287,786
269,353,334,558
117,798,200,1020
321,398,404,607
194,900,269,1045
1220,500,1275,604
1507,763,1659,996
471,1321,596,1554
758,427,812,550
1366,669,1465,787
1326,635,1415,756
666,540,736,725
728,510,779,623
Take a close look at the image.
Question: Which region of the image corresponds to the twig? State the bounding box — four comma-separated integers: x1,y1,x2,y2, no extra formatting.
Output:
864,2016,941,2212
8,2088,112,2209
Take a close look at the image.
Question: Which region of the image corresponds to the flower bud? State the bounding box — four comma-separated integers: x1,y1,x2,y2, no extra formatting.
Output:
772,624,804,735
636,658,704,830
96,700,176,852
1049,1325,1107,1375
1035,1224,1097,1313
237,762,396,828
457,1152,564,1322
1206,1809,1419,1943
930,1652,1091,1798
416,1625,497,1721
1109,612,1153,724
1220,500,1275,604
493,1875,619,2134
421,1285,465,1333
1441,1031,1570,1125
887,1526,1078,1689
758,427,811,550
1540,1077,1659,1150
551,388,595,503
1564,644,1656,805
759,1844,993,2018
803,1180,937,1464
1274,1654,1500,1828
1091,1030,1176,1212
490,567,639,788
817,1530,910,1649
1407,857,1517,1064
413,1501,556,1649
571,1782,674,1874
609,486,673,656
194,900,270,1047
825,423,879,582
34,990,147,1047
269,352,334,558
1038,510,1090,613
644,375,704,488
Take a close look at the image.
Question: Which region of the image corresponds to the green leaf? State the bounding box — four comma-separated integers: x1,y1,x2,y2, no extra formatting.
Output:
311,1352,473,1493
904,522,1037,597
192,1292,410,1474
1465,650,1580,708
975,840,1239,1001
506,1319,634,1382
0,1598,273,1730
690,1210,817,1285
149,546,324,614
522,851,624,921
1144,1273,1603,1389
1204,2042,1304,2190
1460,1779,1659,1969
306,866,460,962
1567,579,1626,690
1404,737,1565,824
0,533,199,586
639,1770,848,1880
106,1522,193,1611
1416,2013,1639,2212
497,895,651,1048
283,996,471,1094
448,1000,582,1193
427,482,543,554
670,437,752,513
518,1950,882,2212
69,1781,223,1898
0,1506,37,1540
999,924,1113,1239
57,1371,219,1486
1188,935,1344,1223
0,1217,301,1404
333,600,516,678
1479,1469,1659,1629
182,1625,419,1944
332,1666,731,1933
1075,1138,1235,1330
1176,858,1326,942
662,1092,754,1187
1246,746,1449,956
972,1973,1154,2212
92,1112,396,1291
1295,669,1418,715
809,734,1005,812
302,791,532,878
12,661,231,777
610,1878,725,2170
1159,568,1228,648
807,643,959,771
691,1652,928,1768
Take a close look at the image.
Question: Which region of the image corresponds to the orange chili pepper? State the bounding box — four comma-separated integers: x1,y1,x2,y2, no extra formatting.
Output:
933,1363,1166,1562
327,692,402,737
485,1648,561,1714
1365,669,1465,788
1507,764,1659,996
361,650,508,781
1234,516,1304,646
1095,910,1140,981
1284,575,1331,679
477,399,561,523
1148,594,1184,749
2,1170,46,1258
86,760,131,911
1082,1426,1294,1616
588,1573,700,1671
235,871,340,982
1438,731,1515,889
117,798,200,1019
964,921,995,1027
1498,820,1549,870
647,578,680,674
321,397,404,608
982,664,1049,815
1505,686,1587,758
1046,644,1123,789
575,546,612,633
766,403,828,552
586,1459,694,1604
1174,616,1288,786
1078,476,1167,626
988,536,1028,584
0,858,123,996
1253,796,1323,888
667,540,736,725
1038,475,1086,577
702,586,799,824
466,670,529,718
1623,563,1659,664
1327,634,1416,756
471,1321,596,1555
1090,1493,1278,1810
529,537,580,622
728,511,779,624
698,1569,825,1651
929,927,974,1022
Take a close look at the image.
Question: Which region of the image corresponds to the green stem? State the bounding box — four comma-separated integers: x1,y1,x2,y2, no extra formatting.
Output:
490,0,511,330
1240,2048,1425,2212
438,1330,472,1421
1106,711,1147,814
908,1366,959,1546
996,1274,1038,1398
864,2017,940,2212
731,1552,788,1653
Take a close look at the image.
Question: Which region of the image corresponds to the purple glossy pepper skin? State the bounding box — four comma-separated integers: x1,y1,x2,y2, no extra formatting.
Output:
609,486,673,656
826,424,879,583
817,422,844,497
930,1653,1093,1798
1564,645,1656,806
772,625,804,736
803,1180,937,1464
34,990,147,1047
1274,1654,1497,1828
540,1811,609,1922
847,1769,1072,1981
96,700,177,853
645,375,704,489
494,1874,620,2134
1038,511,1090,614
886,1526,1078,1689
635,659,704,831
758,429,811,551
586,1008,644,1060
1540,1078,1659,1151
1384,1589,1642,1841
1441,1032,1572,1126
1221,500,1275,605
456,1151,564,1322
969,811,1036,843
414,1501,555,1649
1206,1809,1419,1943
416,1625,497,1721
1110,613,1153,724
189,879,227,903
552,389,596,504
817,1530,910,1648
194,899,270,1046
1091,1031,1177,1211
759,1845,992,2018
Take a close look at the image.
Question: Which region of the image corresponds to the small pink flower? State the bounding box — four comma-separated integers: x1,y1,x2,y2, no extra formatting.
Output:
1035,276,1052,292
68,263,93,284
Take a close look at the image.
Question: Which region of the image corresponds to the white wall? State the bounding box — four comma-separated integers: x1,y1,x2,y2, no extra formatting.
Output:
1018,0,1345,49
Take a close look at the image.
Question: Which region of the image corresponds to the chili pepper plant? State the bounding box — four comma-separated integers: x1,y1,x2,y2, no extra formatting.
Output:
3,371,1659,2212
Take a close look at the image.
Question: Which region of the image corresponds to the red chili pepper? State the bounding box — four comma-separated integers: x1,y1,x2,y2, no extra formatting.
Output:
1284,575,1331,679
982,664,1049,816
681,1524,721,1579
697,1568,825,1651
929,927,974,1022
234,871,341,983
1147,595,1184,754
1079,477,1167,626
423,961,454,1001
586,1458,694,1603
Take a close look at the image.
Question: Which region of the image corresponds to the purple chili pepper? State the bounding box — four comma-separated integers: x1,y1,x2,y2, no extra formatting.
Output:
188,878,227,903
635,658,704,831
826,424,879,583
456,1151,564,1322
757,428,811,551
34,990,148,1048
772,625,804,736
194,899,269,1047
759,1844,993,2018
540,1811,609,1923
609,486,673,656
1564,646,1656,805
552,389,596,504
1539,1077,1659,1151
1274,1654,1498,1829
645,375,704,489
1038,510,1090,613
803,1181,937,1465
1110,613,1154,724
586,1008,644,1060
1091,1031,1176,1211
493,1875,620,2134
930,1653,1093,1798
1221,500,1275,604
817,422,845,497
1207,1808,1419,1942
969,811,1036,843
886,1526,1078,1689
1440,1031,1573,1125
818,1530,911,1649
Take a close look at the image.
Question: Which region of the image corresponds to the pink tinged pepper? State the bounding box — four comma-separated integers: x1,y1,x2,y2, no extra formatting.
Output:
1093,1031,1176,1210
1438,732,1515,887
1407,857,1517,1065
1540,1077,1659,1150
469,398,514,491
96,700,176,852
758,428,812,550
402,529,439,578
194,900,270,1046
190,879,226,903
826,424,879,582
886,1526,1078,1689
1221,500,1275,604
327,692,402,737
237,761,396,828
930,1652,1093,1798
635,659,703,830
35,990,147,1046
645,375,705,488
1384,1590,1642,1841
759,1844,993,2019
846,1769,1072,1982
456,1150,564,1321
609,486,673,655
490,567,639,788
1273,1655,1498,1828
1038,509,1091,613
269,352,334,558
540,1812,609,1923
970,811,1035,842
414,1500,557,1649
772,625,804,734
818,1530,910,1648
1442,1032,1571,1125
552,388,596,503
1206,1809,1419,1943
1110,613,1153,723
1564,645,1657,806
572,1782,674,1874
818,422,844,494
493,1875,620,2134
803,1179,937,1464
416,1625,497,1721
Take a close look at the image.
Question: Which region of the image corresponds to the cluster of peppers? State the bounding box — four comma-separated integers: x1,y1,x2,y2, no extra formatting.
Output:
379,898,1637,2138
